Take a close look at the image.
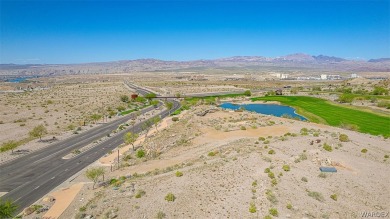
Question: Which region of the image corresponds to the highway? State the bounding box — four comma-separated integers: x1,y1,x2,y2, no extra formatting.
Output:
0,83,180,213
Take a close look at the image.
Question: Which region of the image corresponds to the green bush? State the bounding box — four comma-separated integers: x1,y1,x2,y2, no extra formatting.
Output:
282,165,290,172
136,149,145,158
269,208,279,217
361,148,368,153
175,171,183,177
258,137,266,141
208,151,217,156
135,190,146,198
339,134,349,142
330,194,338,201
385,155,389,159
165,193,176,202
156,211,166,219
268,150,275,154
286,203,292,209
264,168,271,173
323,143,333,152
249,202,257,213
268,172,275,179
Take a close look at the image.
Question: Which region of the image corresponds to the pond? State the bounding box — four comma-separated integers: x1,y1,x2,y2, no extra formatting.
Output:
219,102,307,121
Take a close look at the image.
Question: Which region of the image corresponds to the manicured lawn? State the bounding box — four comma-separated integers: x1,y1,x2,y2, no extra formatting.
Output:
251,96,390,137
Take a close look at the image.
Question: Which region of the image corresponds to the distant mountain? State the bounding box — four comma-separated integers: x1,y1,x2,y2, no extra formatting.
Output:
1,53,389,76
368,58,390,63
312,55,346,62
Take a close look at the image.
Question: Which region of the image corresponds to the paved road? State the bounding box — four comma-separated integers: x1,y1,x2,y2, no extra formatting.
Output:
0,83,180,213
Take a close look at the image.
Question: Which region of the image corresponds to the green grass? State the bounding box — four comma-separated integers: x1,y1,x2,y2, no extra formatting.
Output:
251,96,390,137
120,103,150,116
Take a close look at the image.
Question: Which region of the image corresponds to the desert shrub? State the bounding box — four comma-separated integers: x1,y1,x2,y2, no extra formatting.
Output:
136,149,145,158
361,148,368,153
385,155,389,159
156,211,166,219
308,191,325,202
339,134,349,142
208,151,217,156
268,149,275,154
258,137,266,141
244,90,252,96
165,193,176,202
249,202,257,213
318,173,327,178
377,101,390,109
323,143,333,152
264,216,272,219
282,164,290,172
135,190,146,198
252,180,258,187
263,140,270,144
264,168,271,173
268,172,275,179
271,178,277,186
79,206,87,212
172,117,179,122
330,194,338,201
265,189,278,204
300,128,309,135
240,126,246,130
301,177,308,182
269,208,279,216
286,203,292,209
175,171,183,177
371,86,389,95
339,123,358,131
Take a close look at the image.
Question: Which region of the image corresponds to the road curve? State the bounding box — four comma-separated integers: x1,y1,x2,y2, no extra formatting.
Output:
0,83,180,214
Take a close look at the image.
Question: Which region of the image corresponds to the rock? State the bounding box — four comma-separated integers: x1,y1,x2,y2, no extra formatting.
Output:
43,196,55,202
286,214,291,218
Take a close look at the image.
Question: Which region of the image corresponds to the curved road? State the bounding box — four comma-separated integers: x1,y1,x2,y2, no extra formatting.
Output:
0,83,180,213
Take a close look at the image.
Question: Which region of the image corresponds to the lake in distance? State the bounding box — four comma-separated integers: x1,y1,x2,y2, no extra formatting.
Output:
219,102,307,121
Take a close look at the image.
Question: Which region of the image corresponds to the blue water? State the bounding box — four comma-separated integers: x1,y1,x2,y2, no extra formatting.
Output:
219,103,307,121
7,77,28,83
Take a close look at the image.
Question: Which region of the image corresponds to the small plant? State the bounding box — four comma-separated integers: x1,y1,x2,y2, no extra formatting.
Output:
264,140,270,144
271,178,277,186
249,202,257,213
385,155,389,159
252,180,258,187
282,164,290,172
172,117,179,122
264,216,272,219
165,193,176,202
286,203,292,209
156,211,166,219
208,151,217,156
308,190,325,202
361,148,368,153
264,168,271,173
318,173,327,178
339,134,349,142
323,143,333,152
136,149,145,158
79,206,87,212
240,126,246,130
266,189,278,204
258,137,265,141
268,172,275,179
269,208,279,216
301,177,308,182
135,190,146,198
268,149,275,155
175,171,183,177
330,194,338,201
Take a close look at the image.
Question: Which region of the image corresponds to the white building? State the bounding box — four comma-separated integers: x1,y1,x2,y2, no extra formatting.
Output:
320,74,328,80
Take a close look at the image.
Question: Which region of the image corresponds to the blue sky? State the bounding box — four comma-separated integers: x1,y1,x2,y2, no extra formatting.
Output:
0,0,389,64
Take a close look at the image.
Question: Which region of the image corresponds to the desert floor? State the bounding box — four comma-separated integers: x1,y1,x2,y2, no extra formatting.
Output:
23,102,390,219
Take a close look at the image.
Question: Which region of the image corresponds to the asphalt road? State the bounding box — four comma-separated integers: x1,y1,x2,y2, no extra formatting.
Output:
0,83,180,213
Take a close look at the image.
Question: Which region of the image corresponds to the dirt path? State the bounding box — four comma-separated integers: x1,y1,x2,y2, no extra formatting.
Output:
43,183,85,219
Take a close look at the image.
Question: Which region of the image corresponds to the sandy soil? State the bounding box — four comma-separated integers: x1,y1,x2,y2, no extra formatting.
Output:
48,104,389,219
42,183,85,219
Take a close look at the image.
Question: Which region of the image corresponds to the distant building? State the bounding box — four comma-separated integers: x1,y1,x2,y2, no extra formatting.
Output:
351,73,358,78
320,74,328,80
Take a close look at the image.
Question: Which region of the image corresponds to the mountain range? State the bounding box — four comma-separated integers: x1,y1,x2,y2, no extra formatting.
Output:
1,53,389,76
